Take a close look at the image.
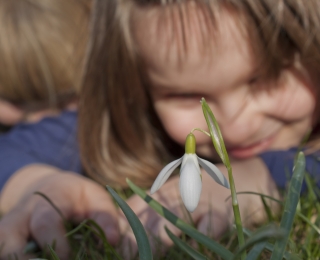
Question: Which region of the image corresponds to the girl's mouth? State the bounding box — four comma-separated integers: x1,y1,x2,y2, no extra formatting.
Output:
227,134,276,159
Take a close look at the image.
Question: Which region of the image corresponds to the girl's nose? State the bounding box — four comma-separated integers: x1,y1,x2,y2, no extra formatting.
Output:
218,116,259,147
208,95,260,146
214,87,250,122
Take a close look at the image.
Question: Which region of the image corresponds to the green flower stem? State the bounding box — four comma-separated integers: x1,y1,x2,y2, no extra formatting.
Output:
191,128,211,137
226,165,246,260
201,98,246,259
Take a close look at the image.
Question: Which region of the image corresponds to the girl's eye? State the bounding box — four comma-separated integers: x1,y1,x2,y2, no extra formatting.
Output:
248,73,263,86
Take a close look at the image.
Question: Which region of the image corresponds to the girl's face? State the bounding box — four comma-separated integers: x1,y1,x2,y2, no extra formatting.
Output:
134,6,316,160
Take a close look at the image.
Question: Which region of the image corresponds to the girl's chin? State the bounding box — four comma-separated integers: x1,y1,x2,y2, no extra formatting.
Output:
227,134,276,159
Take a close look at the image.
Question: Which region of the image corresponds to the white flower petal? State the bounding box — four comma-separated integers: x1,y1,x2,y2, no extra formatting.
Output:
181,154,201,173
179,157,202,212
150,157,183,194
197,156,230,189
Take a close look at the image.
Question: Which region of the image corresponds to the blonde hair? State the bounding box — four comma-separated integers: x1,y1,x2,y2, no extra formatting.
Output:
0,0,90,110
80,0,320,188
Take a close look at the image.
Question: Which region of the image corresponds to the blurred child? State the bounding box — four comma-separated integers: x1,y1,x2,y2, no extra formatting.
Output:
0,0,98,259
1,0,320,259
0,0,92,127
79,0,320,252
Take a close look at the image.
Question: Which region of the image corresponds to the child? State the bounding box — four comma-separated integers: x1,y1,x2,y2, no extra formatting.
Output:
0,0,110,259
0,0,95,127
79,0,320,251
1,0,320,259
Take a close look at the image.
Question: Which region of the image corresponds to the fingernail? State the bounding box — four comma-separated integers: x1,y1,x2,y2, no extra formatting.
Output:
105,227,119,245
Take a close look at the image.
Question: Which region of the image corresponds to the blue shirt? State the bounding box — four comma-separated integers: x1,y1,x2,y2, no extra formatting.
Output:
259,148,320,192
0,111,81,191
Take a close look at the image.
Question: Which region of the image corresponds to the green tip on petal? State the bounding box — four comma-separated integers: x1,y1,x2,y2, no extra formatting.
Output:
185,133,196,154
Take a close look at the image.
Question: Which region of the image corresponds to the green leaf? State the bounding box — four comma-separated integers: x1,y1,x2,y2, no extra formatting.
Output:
233,191,283,205
271,152,306,260
65,218,121,259
296,212,320,236
47,244,60,260
34,191,66,223
233,224,284,260
107,186,153,260
261,195,274,222
165,227,208,260
243,228,298,260
200,98,230,166
127,179,233,260
246,241,267,260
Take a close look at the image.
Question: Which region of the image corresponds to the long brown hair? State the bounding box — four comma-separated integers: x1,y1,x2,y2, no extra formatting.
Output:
0,0,91,110
79,0,320,188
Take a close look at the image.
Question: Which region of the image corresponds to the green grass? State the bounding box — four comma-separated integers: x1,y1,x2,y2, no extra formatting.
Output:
19,171,320,260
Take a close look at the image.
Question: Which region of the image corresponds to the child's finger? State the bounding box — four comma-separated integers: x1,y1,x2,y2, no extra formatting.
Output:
88,210,120,245
84,188,120,245
0,208,34,259
30,204,69,260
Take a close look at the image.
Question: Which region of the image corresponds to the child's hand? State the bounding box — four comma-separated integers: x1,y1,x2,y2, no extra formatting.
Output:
119,158,280,257
118,175,183,258
0,165,119,260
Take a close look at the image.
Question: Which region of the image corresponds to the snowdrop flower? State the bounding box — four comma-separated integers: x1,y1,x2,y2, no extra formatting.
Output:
151,133,229,212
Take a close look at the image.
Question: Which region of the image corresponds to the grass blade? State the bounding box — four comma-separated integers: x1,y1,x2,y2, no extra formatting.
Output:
245,241,267,260
243,228,300,260
127,178,234,260
34,192,66,222
165,226,208,260
232,224,284,260
107,186,153,260
296,212,320,235
261,195,274,222
270,152,306,260
83,219,122,259
232,192,283,204
47,244,60,260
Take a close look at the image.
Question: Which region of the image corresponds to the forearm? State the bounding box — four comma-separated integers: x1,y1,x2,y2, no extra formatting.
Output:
0,164,64,213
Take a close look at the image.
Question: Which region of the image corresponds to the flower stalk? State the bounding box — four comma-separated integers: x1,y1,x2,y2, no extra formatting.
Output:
201,98,246,260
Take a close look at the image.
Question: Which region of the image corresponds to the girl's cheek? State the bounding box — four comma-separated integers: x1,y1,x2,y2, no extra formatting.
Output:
253,67,315,125
267,72,316,121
